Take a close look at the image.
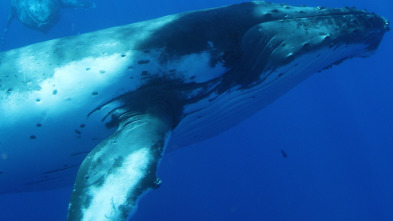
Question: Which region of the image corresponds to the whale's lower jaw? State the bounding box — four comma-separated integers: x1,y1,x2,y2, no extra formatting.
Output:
170,43,367,149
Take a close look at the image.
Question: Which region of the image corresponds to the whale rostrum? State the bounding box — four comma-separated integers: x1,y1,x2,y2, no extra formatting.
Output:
0,1,389,220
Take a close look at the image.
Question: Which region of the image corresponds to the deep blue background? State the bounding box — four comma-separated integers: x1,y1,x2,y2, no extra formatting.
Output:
0,0,392,220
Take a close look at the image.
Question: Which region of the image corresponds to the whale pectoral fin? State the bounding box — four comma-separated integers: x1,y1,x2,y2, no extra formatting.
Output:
67,113,172,220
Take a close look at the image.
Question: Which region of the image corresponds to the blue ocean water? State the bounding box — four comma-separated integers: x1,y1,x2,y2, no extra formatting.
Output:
0,0,392,220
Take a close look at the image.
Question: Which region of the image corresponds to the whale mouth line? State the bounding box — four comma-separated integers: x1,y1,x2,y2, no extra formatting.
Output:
259,11,390,31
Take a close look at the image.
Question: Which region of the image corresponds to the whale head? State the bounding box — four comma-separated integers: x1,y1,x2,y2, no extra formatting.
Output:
195,2,390,88
164,2,390,148
234,2,390,84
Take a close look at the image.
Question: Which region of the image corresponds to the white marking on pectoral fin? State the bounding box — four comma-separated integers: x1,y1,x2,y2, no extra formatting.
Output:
67,113,172,221
83,148,151,220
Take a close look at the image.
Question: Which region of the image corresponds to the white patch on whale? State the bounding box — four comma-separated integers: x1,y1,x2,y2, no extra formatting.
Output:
175,51,227,83
82,148,151,220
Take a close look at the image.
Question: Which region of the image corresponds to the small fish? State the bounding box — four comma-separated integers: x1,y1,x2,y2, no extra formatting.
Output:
281,149,288,158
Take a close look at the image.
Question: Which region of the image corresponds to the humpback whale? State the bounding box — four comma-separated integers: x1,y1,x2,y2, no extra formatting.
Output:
0,1,389,220
1,0,95,49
